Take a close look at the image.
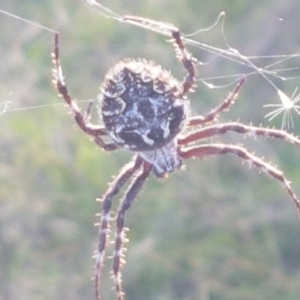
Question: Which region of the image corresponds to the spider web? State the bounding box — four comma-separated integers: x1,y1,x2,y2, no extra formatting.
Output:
1,2,300,299
1,0,300,130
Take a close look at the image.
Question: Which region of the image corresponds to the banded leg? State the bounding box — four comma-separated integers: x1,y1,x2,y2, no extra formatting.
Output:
112,161,152,300
171,29,196,96
123,17,244,122
95,155,143,300
187,77,245,126
178,121,300,146
179,143,300,216
123,16,196,97
52,33,118,151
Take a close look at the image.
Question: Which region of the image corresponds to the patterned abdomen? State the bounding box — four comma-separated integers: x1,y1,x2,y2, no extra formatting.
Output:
99,59,188,151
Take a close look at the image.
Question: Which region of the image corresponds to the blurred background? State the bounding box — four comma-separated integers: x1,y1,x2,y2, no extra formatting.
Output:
1,1,300,300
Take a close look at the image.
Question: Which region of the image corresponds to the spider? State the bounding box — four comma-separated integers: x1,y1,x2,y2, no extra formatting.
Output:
52,16,300,300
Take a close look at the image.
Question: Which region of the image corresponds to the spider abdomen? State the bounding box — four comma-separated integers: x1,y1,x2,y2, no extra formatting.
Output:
99,59,188,151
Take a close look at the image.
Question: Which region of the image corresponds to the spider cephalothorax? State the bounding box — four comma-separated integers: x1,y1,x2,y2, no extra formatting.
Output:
52,16,300,300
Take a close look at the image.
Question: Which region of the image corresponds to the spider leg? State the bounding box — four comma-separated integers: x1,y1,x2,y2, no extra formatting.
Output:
123,15,196,97
179,143,300,217
178,121,300,146
85,98,96,122
52,33,119,151
95,155,144,300
171,29,196,96
187,77,245,126
112,160,152,300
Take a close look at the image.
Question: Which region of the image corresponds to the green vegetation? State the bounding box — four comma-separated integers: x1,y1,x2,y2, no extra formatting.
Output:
1,1,300,299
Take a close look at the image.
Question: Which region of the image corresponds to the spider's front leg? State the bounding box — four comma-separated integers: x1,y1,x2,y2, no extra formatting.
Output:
179,144,300,216
112,161,152,300
52,33,118,151
95,155,144,300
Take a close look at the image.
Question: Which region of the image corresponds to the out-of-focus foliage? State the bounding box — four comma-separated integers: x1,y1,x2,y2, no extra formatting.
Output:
1,1,300,300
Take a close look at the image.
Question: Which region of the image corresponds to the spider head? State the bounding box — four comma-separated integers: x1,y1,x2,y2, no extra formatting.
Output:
138,140,183,178
99,59,189,152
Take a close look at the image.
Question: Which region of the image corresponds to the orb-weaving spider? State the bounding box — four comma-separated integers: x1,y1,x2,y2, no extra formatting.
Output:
52,16,300,300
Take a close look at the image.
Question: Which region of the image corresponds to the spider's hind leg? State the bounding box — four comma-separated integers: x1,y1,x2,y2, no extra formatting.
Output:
52,33,121,152
123,15,196,97
187,77,245,126
170,29,196,96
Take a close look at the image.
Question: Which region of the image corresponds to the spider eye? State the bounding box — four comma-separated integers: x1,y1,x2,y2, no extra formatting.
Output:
100,60,188,151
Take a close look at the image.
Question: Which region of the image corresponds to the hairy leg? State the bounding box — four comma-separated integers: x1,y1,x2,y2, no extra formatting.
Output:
123,16,196,97
187,77,245,126
95,155,144,300
179,143,300,216
179,121,300,146
112,161,152,300
52,33,118,151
